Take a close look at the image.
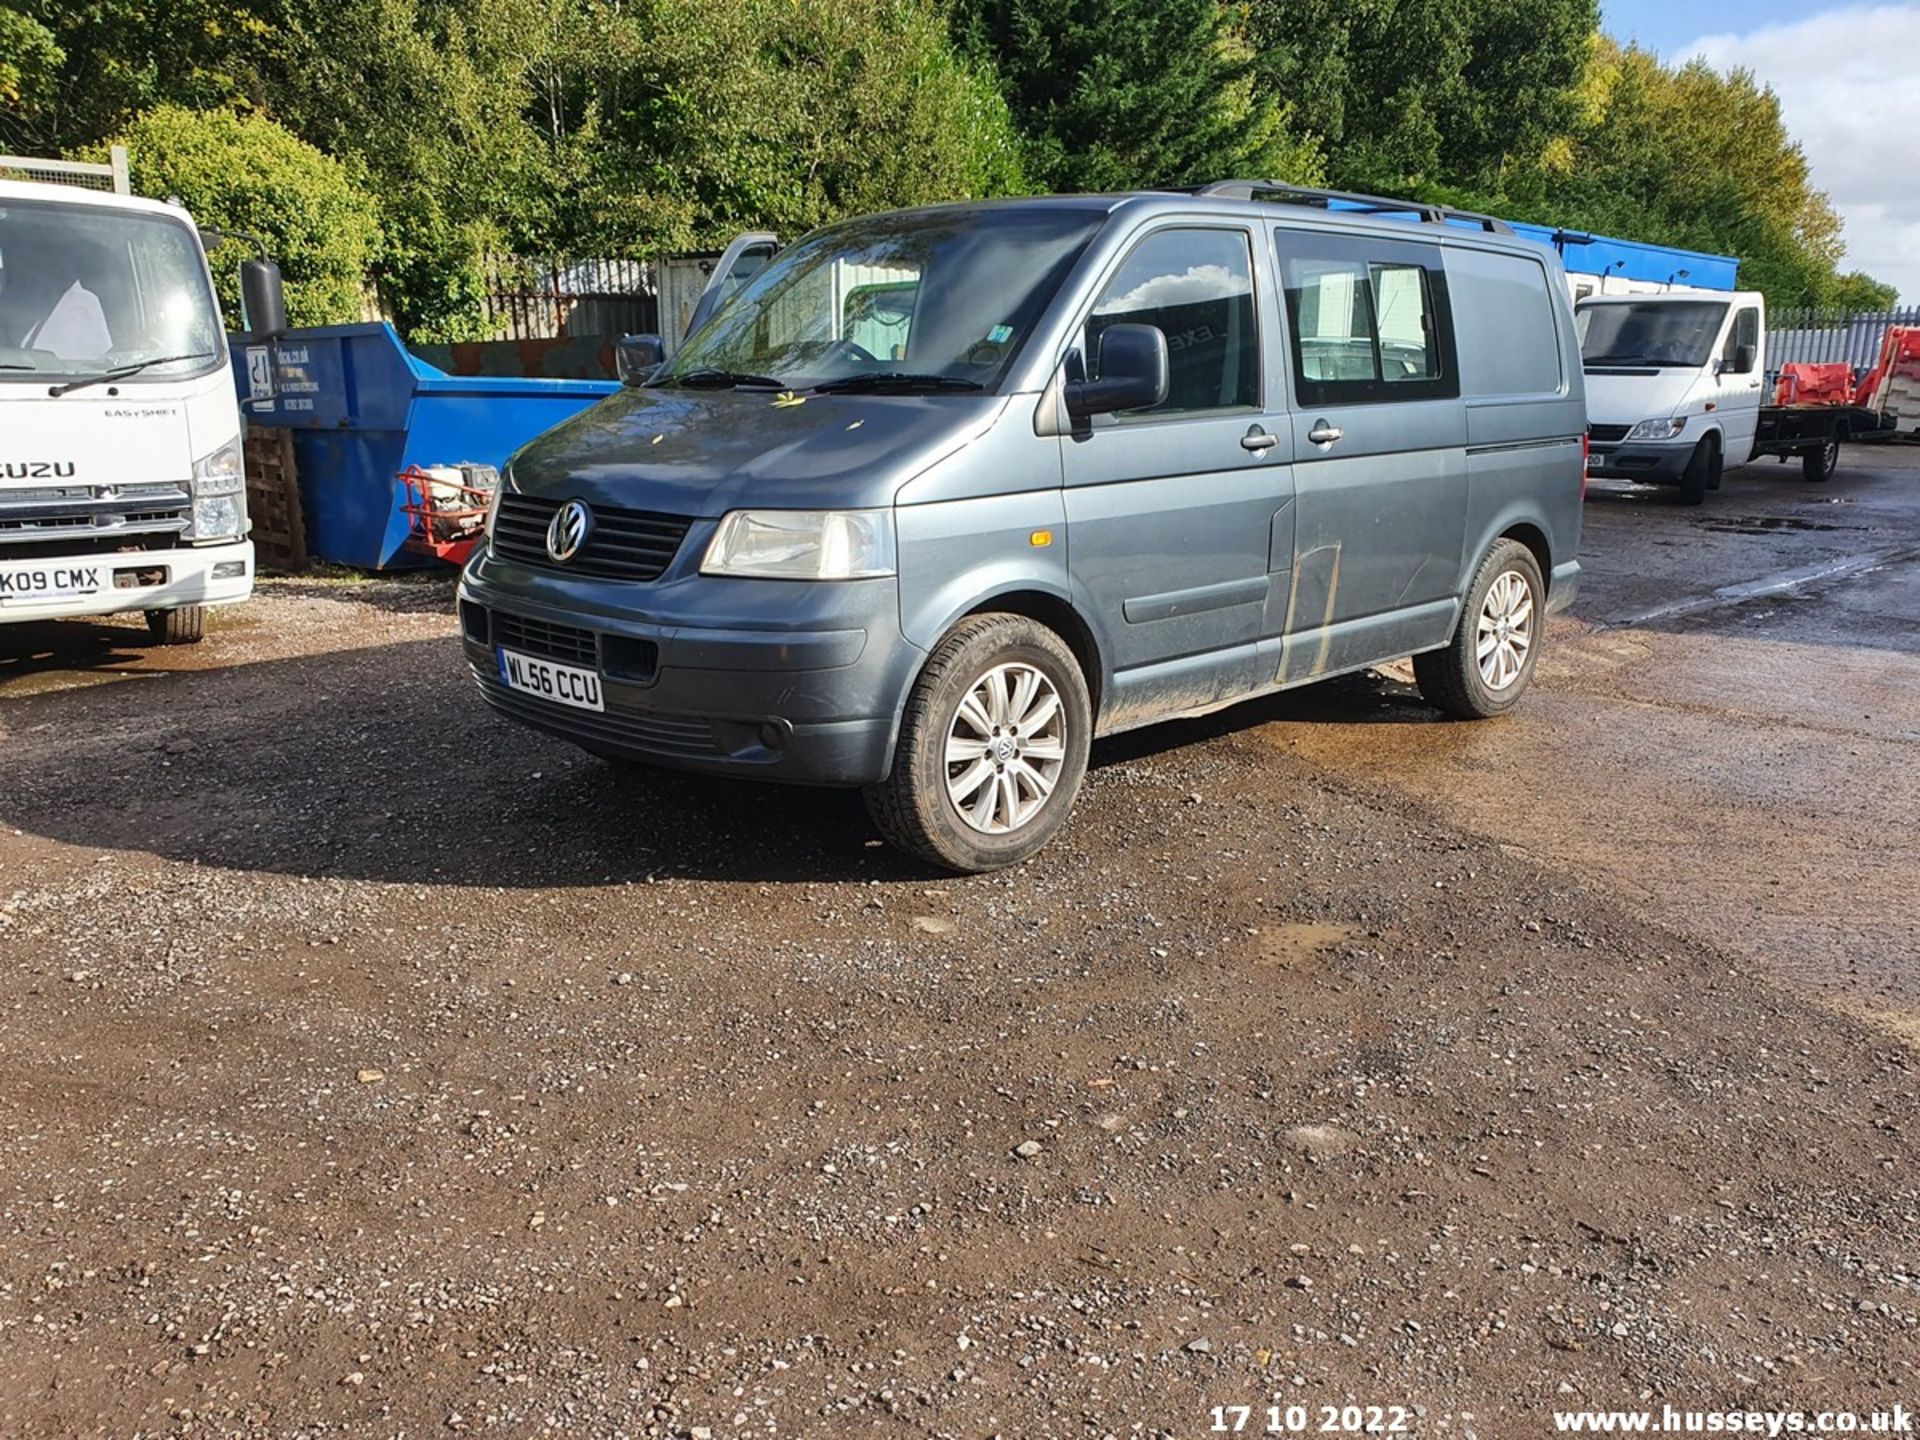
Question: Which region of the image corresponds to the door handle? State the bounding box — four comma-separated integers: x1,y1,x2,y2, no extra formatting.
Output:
1241,426,1279,452
1307,420,1343,446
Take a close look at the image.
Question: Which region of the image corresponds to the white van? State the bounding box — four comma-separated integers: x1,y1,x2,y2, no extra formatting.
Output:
1578,290,1766,504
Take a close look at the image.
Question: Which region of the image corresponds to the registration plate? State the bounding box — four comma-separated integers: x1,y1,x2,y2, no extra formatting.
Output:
496,646,604,712
0,563,102,602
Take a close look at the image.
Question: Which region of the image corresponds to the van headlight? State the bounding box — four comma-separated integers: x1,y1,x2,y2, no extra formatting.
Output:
700,509,896,580
189,439,247,540
1625,416,1688,441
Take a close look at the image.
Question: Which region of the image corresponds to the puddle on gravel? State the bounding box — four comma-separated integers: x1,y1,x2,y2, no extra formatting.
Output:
1254,921,1362,969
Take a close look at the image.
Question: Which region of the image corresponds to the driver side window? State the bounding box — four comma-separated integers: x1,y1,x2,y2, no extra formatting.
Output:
1084,227,1260,417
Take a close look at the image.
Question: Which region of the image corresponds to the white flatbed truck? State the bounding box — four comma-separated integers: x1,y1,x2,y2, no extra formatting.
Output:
1578,289,1894,504
0,151,283,642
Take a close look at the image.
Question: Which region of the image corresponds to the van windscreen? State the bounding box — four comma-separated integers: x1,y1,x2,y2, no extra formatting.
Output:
657,209,1105,394
1577,300,1729,369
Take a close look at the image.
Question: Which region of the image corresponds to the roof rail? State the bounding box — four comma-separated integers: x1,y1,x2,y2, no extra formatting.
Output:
1182,180,1513,235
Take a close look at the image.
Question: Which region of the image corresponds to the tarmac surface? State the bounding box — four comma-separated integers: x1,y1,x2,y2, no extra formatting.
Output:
1,444,1915,1437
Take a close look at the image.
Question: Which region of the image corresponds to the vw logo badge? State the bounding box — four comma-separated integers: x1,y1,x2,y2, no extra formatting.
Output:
546,499,593,563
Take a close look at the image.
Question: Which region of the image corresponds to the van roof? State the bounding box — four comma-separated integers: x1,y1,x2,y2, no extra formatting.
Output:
852,182,1560,259
1576,289,1764,306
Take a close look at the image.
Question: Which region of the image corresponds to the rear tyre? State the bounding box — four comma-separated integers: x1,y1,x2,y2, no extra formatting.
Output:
1677,436,1714,506
1802,436,1839,483
1413,539,1544,720
145,605,205,645
864,613,1092,873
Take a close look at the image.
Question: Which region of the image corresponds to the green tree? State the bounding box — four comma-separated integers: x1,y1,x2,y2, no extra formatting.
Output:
953,0,1320,192
0,9,64,115
1538,40,1854,307
570,0,1031,254
78,105,381,327
1245,0,1596,198
1825,271,1898,312
0,0,287,153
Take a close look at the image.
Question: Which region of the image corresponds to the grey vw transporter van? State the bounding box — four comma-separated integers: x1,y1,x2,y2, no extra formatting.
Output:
459,182,1585,872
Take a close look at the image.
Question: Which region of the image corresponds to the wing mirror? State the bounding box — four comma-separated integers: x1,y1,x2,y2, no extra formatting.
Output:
240,258,288,341
1733,342,1756,375
616,333,666,386
1065,323,1169,420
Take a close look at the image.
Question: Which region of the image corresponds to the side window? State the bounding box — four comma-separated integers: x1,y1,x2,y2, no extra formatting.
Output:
1446,246,1565,398
1085,227,1259,416
1724,306,1760,371
1279,231,1457,405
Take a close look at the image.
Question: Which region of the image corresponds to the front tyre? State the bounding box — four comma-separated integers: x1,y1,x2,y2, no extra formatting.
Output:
145,605,206,645
864,613,1092,872
1677,436,1714,505
1413,540,1545,720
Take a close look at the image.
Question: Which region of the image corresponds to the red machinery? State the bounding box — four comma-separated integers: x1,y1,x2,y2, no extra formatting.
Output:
398,464,497,566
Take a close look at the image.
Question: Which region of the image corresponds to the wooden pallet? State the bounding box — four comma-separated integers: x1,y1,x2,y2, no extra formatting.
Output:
243,426,308,572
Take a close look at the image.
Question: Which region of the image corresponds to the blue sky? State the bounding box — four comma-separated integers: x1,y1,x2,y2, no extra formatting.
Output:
1599,3,1920,303
1602,0,1815,54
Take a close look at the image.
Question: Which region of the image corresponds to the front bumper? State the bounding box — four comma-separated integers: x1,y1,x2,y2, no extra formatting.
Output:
457,549,925,786
0,540,253,624
1588,440,1693,483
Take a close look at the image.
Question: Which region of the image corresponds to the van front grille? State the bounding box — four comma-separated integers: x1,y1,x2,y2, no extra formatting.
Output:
0,482,191,543
491,494,692,582
492,610,598,667
1588,423,1630,444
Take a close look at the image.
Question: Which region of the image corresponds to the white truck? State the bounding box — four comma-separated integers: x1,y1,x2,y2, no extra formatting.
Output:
0,154,283,642
1579,289,1890,504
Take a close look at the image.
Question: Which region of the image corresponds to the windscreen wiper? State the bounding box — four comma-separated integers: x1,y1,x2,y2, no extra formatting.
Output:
811,372,985,394
1582,353,1654,366
665,368,785,389
48,351,217,396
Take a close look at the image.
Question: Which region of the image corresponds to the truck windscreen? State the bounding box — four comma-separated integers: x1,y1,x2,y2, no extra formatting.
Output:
0,197,222,384
1577,300,1729,369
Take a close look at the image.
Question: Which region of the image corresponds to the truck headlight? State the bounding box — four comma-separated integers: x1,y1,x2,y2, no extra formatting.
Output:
189,439,247,540
1625,416,1688,441
700,509,896,580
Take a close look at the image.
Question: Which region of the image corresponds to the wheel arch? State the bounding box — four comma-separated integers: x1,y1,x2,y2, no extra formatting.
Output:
957,588,1106,719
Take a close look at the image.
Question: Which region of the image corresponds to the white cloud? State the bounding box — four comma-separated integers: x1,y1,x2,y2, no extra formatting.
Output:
1095,264,1250,315
1679,4,1920,304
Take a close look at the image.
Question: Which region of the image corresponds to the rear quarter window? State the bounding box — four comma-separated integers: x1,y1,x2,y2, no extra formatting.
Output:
1445,247,1565,398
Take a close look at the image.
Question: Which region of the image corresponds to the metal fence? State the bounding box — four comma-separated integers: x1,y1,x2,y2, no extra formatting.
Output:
478,256,659,341
1767,305,1920,371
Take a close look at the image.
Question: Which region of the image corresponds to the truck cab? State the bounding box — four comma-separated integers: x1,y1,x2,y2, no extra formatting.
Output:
0,171,265,643
1578,289,1766,504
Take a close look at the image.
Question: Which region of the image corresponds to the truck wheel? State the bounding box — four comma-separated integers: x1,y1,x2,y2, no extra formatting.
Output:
864,613,1092,873
1413,539,1544,720
1802,437,1839,483
145,605,206,645
1677,436,1714,505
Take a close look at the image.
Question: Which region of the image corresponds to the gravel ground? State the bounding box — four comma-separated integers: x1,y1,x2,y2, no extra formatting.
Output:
1,513,1916,1437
